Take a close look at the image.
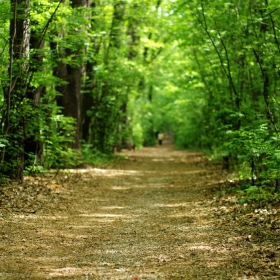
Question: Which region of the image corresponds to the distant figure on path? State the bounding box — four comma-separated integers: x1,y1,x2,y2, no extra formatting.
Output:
157,132,164,145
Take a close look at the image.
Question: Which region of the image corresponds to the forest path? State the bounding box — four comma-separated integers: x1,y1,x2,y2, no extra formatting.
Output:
0,139,279,279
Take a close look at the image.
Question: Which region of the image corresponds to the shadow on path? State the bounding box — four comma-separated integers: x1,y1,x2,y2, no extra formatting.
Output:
0,142,277,279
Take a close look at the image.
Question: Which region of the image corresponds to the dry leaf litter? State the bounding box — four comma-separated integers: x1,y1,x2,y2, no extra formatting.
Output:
0,139,279,279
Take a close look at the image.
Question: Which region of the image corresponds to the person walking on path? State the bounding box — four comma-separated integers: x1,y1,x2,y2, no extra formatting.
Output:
157,132,164,145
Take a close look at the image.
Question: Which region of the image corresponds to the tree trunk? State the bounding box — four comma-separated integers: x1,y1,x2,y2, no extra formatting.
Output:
88,0,126,154
81,2,98,143
24,29,45,167
0,0,30,180
56,61,82,150
54,0,92,151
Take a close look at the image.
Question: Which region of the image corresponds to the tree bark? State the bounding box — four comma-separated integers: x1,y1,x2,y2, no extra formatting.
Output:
54,0,92,151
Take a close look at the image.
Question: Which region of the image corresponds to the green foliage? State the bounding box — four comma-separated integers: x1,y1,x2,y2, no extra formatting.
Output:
235,185,280,205
0,1,10,87
222,123,279,182
132,122,143,148
43,115,78,169
81,143,117,165
23,164,45,176
0,138,9,148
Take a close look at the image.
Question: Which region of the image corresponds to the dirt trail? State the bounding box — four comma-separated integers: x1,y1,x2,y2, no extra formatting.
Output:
0,139,279,279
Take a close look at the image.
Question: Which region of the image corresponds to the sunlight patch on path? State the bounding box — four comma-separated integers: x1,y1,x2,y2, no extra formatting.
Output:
3,145,275,279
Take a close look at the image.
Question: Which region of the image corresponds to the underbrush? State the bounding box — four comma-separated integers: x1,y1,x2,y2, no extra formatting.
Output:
81,144,124,166
219,177,280,207
19,145,124,179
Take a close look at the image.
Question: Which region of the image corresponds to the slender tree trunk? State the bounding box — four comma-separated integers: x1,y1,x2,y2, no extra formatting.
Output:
24,29,45,167
81,2,97,143
251,1,279,135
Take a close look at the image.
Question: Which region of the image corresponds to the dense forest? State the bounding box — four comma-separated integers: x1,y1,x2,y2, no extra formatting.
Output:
1,0,280,202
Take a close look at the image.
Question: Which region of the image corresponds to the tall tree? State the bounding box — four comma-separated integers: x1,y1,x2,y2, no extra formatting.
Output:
52,0,92,152
0,0,31,180
86,0,127,153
